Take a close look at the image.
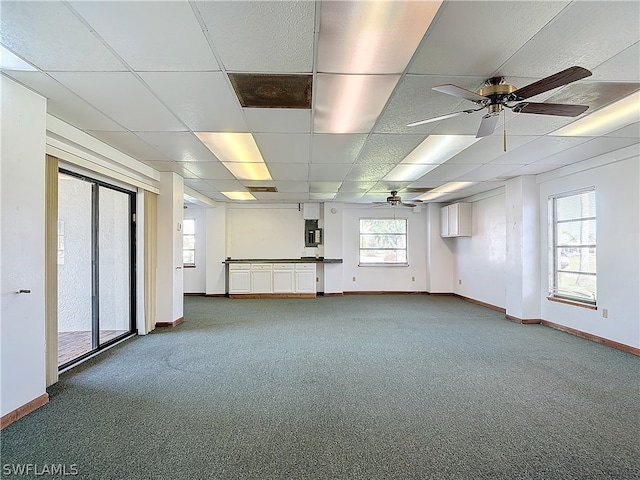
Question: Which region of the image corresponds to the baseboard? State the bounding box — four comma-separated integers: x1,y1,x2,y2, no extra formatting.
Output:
454,294,506,313
425,292,455,296
155,317,184,328
228,293,316,299
343,291,426,295
1,393,49,430
184,292,205,296
322,292,343,296
505,314,541,324
541,320,640,356
204,294,226,298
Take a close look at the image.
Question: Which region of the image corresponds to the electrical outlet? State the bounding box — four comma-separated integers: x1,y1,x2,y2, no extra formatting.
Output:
458,279,462,285
411,276,415,282
316,277,319,282
352,276,356,282
602,308,608,318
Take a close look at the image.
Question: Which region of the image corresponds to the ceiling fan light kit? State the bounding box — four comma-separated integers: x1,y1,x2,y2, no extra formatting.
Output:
408,66,593,139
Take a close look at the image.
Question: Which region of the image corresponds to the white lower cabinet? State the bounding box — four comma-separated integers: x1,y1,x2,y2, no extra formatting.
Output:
251,264,273,293
229,262,316,295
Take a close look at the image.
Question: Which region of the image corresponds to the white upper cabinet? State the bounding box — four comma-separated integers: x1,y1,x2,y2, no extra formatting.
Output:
441,203,472,237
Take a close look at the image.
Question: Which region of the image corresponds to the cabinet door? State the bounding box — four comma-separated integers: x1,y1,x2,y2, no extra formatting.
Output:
229,270,250,293
448,203,460,236
251,270,273,293
440,206,450,237
273,269,295,293
295,264,316,294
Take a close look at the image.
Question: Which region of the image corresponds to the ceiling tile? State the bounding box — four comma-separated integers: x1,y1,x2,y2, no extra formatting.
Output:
446,135,536,165
309,193,336,201
309,164,351,182
69,1,219,71
50,72,185,131
244,109,311,134
311,134,367,164
503,164,560,176
605,122,640,139
263,163,309,182
338,182,376,193
334,192,365,202
196,0,315,72
254,134,310,164
309,182,342,193
533,137,640,165
370,181,413,193
503,111,576,136
456,164,527,182
374,74,487,134
499,1,640,78
409,1,569,76
314,74,400,133
6,71,125,131
356,134,425,164
140,72,247,132
345,163,396,182
490,136,590,165
142,160,198,178
184,178,218,190
136,132,220,162
591,42,640,82
273,181,309,193
85,131,169,161
420,163,479,182
252,192,308,202
0,1,126,71
179,162,235,180
317,1,441,74
201,179,245,191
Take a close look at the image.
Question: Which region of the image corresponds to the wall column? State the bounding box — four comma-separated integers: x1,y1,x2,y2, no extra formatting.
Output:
156,172,184,326
205,204,226,295
426,203,453,293
505,176,541,322
323,203,343,294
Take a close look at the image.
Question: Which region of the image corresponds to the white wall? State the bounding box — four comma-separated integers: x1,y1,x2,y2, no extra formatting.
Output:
452,192,507,308
539,154,640,348
206,205,226,295
183,207,207,293
425,203,454,293
342,205,427,292
1,76,47,416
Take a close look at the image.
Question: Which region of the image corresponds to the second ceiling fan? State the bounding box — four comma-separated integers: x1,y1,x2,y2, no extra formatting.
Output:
407,66,593,138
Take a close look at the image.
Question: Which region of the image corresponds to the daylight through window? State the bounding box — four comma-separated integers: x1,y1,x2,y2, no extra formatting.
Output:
183,218,196,267
549,189,596,305
359,218,407,265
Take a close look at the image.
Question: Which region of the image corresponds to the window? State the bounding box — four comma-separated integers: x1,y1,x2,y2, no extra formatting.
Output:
549,189,596,305
359,218,407,265
183,218,196,267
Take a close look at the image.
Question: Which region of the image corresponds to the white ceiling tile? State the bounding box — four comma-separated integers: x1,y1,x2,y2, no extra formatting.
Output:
6,71,125,131
489,136,590,165
264,163,309,182
499,1,640,78
68,1,219,71
273,181,309,193
317,1,441,74
503,111,576,136
345,163,396,182
311,134,367,163
140,72,246,132
202,179,245,191
309,193,336,201
309,182,342,193
333,192,365,202
253,192,308,202
375,75,487,134
314,74,400,133
142,161,198,178
605,122,640,139
245,109,311,133
136,132,220,162
50,72,184,131
370,182,413,193
85,131,169,161
356,134,425,164
338,182,376,193
420,163,479,182
409,1,570,76
503,164,560,176
446,135,536,165
0,1,126,71
534,137,640,165
309,164,351,182
196,0,315,72
179,162,235,180
591,42,640,82
254,134,310,164
455,164,527,182
184,179,217,190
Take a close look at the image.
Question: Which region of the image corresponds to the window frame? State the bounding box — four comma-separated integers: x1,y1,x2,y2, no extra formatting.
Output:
548,187,596,306
358,217,409,267
182,218,196,268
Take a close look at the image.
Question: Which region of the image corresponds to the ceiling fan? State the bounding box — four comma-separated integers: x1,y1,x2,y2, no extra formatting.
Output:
407,66,593,138
373,191,421,208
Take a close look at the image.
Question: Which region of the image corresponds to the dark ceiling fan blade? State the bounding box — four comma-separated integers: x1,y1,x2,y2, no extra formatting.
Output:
433,84,489,103
400,202,417,208
511,66,592,100
511,102,589,117
406,109,477,127
476,113,499,138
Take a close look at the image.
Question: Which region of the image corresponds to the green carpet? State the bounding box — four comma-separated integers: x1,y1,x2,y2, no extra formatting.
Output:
2,295,639,479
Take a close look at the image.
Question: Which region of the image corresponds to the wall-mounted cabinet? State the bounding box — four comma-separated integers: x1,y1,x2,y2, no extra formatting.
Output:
303,203,320,220
441,203,472,237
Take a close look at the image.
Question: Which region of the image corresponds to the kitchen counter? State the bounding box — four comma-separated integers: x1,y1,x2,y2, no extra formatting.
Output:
223,258,343,264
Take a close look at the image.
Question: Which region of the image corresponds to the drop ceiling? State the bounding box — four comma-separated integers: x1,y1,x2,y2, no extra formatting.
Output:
1,0,638,204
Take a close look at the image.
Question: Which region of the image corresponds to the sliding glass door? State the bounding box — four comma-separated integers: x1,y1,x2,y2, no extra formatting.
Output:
57,170,135,369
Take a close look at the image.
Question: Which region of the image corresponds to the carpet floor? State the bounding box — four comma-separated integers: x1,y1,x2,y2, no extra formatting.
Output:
1,295,639,479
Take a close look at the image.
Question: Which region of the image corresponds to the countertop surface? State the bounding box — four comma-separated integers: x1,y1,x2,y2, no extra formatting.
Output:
223,258,343,264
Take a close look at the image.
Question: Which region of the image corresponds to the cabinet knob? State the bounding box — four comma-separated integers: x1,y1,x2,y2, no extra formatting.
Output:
16,289,31,294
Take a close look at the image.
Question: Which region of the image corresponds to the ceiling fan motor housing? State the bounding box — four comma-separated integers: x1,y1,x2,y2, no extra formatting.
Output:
477,80,517,113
